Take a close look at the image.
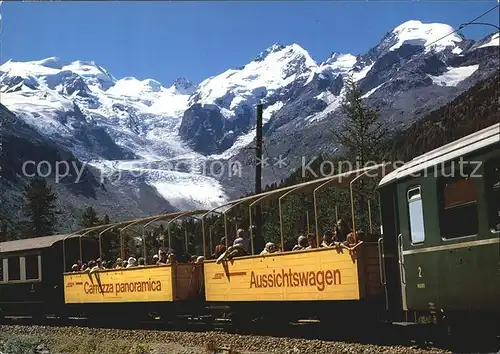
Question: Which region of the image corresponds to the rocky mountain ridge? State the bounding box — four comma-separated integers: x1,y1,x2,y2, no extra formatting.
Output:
0,20,498,230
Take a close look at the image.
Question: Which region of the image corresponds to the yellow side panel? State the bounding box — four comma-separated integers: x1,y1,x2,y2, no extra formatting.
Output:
204,248,361,302
64,266,173,304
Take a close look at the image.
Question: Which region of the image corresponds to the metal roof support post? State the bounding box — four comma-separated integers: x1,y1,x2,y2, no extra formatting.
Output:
119,219,148,261
313,177,337,247
306,211,310,235
62,223,115,271
223,213,229,248
62,229,89,271
201,217,207,258
75,227,107,265
248,195,273,255
368,199,373,234
349,165,387,237
166,210,206,254
209,226,213,257
221,199,251,249
248,191,291,254
278,186,303,251
278,200,284,250
98,224,121,262
202,205,232,257
141,225,146,261
142,215,171,261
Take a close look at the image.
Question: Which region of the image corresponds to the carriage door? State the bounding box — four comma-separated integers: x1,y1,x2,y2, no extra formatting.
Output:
379,186,402,316
398,183,439,314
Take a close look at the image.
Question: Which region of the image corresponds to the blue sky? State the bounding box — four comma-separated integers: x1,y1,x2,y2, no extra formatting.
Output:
1,1,498,86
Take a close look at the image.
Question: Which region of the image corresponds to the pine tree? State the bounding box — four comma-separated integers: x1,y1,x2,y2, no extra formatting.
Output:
79,206,100,228
332,74,388,166
0,218,9,242
102,214,111,225
22,177,58,237
331,75,388,234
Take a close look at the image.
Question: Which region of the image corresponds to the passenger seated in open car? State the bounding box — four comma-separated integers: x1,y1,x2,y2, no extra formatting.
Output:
321,230,334,247
260,242,280,255
305,233,317,249
214,237,227,259
292,235,308,251
326,220,364,251
115,258,123,268
334,219,351,243
127,257,137,267
87,260,99,273
157,250,168,265
216,237,247,263
152,254,159,264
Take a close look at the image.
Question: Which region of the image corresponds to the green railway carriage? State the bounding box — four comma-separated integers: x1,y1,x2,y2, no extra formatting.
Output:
0,234,97,318
377,123,500,328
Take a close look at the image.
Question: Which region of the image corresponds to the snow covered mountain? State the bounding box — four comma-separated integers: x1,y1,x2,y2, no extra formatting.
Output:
0,20,498,228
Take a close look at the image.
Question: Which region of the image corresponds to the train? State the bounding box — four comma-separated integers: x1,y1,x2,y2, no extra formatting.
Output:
1,123,499,341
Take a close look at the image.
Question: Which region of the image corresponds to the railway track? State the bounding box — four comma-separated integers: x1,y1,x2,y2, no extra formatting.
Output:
2,314,498,353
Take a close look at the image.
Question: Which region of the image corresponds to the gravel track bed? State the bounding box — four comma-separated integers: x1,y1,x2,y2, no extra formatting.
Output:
0,325,450,354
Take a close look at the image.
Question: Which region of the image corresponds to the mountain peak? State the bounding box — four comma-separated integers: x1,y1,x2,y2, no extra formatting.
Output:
254,43,286,61
142,78,163,92
388,20,463,52
171,77,195,95
173,77,193,89
35,57,68,69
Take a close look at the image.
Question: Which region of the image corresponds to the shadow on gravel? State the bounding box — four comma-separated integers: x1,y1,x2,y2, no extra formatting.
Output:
220,319,500,354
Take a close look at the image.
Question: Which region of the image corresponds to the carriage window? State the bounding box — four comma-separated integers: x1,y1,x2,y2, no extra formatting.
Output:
24,255,40,280
439,175,479,238
407,187,425,244
8,256,21,281
485,158,500,232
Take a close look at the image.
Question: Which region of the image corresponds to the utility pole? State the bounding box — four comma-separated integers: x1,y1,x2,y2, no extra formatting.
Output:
254,104,263,251
255,104,263,196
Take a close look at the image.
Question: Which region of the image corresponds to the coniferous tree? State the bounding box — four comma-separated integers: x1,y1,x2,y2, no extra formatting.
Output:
22,177,58,237
332,74,388,166
79,206,100,228
102,214,111,225
331,75,388,234
0,217,10,242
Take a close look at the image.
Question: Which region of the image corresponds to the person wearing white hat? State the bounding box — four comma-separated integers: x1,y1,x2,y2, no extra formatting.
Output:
260,242,280,255
152,254,159,265
127,257,137,267
115,258,123,268
216,237,247,264
292,235,308,251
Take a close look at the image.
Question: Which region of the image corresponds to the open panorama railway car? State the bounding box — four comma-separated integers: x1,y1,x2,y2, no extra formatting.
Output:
200,165,389,326
61,210,207,321
0,123,498,337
